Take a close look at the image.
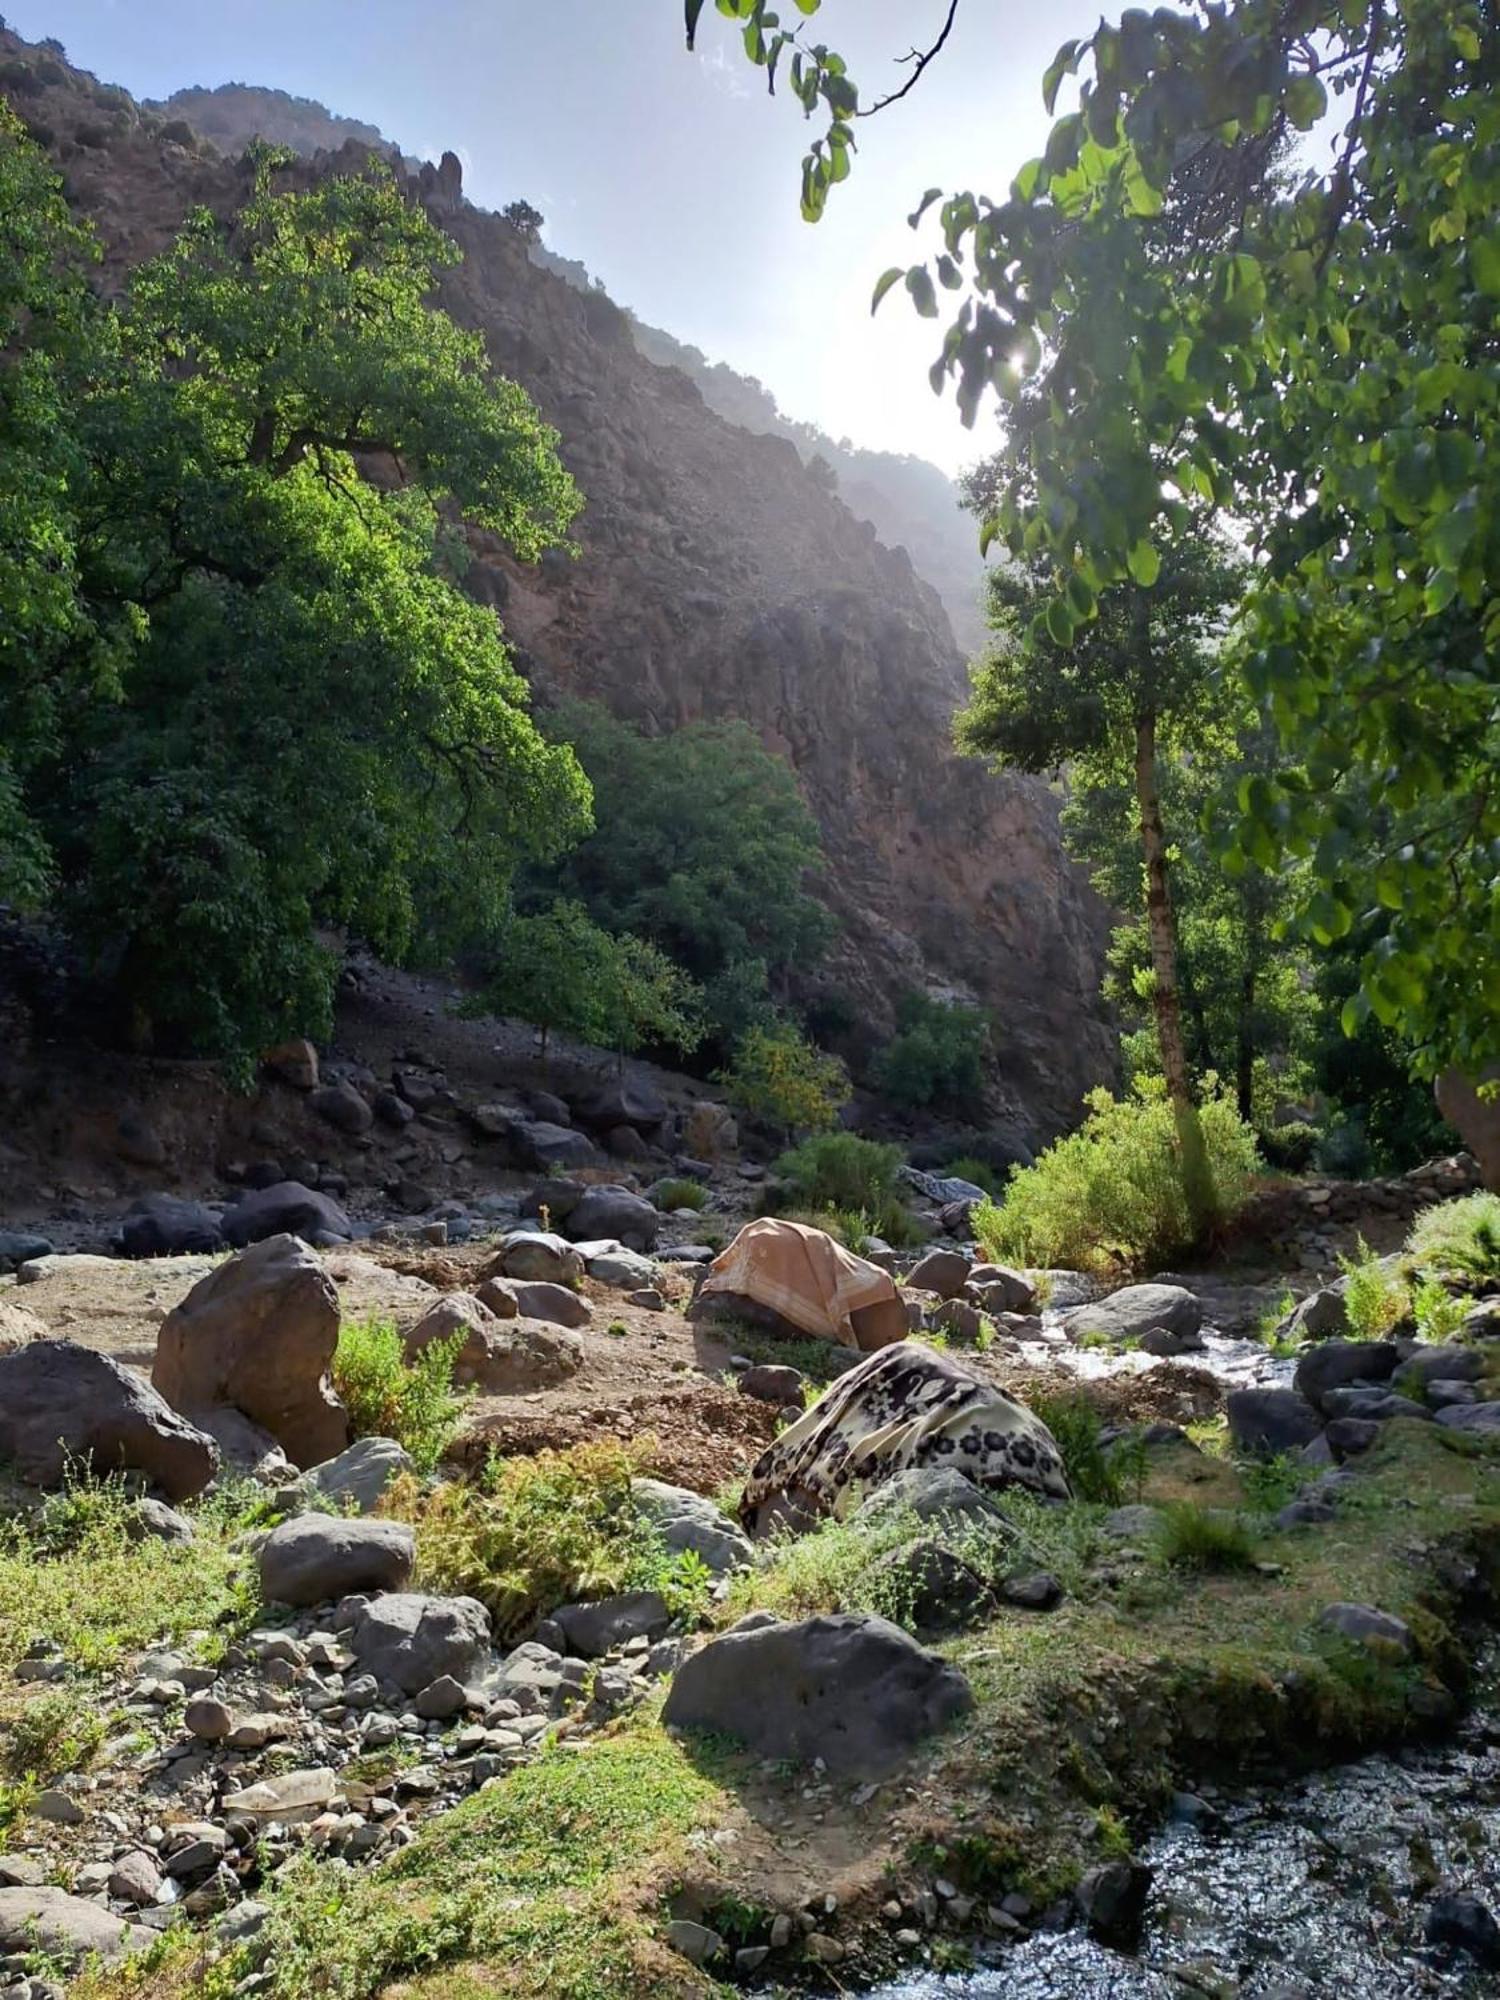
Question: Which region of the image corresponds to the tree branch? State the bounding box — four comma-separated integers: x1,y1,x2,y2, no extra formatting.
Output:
858,0,960,118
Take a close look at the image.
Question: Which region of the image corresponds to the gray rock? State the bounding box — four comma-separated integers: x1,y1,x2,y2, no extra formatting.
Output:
259,1514,414,1607
1138,1323,1207,1357
564,1187,660,1251
1002,1571,1063,1610
867,1539,990,1633
1068,1284,1202,1346
119,1195,225,1259
584,1244,658,1290
220,1181,353,1248
309,1082,373,1136
1326,1417,1382,1460
1317,1602,1415,1654
350,1593,492,1694
414,1675,470,1720
662,1612,972,1778
1320,1387,1432,1423
739,1363,806,1405
0,1230,53,1273
107,1851,162,1907
1102,1504,1160,1541
510,1120,599,1173
126,1497,196,1543
1428,1381,1479,1409
1392,1346,1484,1393
553,1591,672,1658
1226,1388,1325,1456
855,1466,1003,1527
0,1887,153,1963
0,1341,219,1500
931,1299,984,1343
1426,1888,1500,1966
34,1789,82,1824
220,1768,340,1824
404,1293,583,1394
0,1857,48,1888
1435,1401,1500,1434
1461,1299,1500,1340
570,1075,669,1137
1076,1861,1152,1945
1273,1498,1338,1528
1279,1288,1349,1343
632,1478,753,1574
305,1437,414,1515
495,1231,585,1286
184,1696,233,1741
1294,1339,1400,1415
507,1281,591,1329
905,1248,972,1299
967,1263,1037,1313
665,1918,724,1966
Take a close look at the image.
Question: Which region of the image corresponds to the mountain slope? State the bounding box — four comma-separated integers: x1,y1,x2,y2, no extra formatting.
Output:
2,34,1113,1138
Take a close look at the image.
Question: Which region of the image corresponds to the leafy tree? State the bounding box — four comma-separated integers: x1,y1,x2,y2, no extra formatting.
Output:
0,126,589,1066
716,1019,851,1138
874,991,990,1114
692,0,1500,1083
476,900,704,1064
531,701,833,1047
501,199,544,243
958,536,1245,1240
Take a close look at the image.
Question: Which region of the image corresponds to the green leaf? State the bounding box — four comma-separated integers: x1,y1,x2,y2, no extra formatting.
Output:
1284,73,1327,131
685,0,707,48
871,267,904,315
905,266,938,319
1471,235,1500,299
1125,539,1160,587
1042,39,1081,115
1044,598,1075,645
907,187,945,230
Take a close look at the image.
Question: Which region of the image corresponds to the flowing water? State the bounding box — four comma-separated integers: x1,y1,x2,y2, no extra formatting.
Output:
871,1697,1500,1999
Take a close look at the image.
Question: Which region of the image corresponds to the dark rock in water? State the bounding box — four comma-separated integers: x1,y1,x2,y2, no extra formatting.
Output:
662,1611,971,1778
220,1180,352,1247
1294,1339,1399,1415
1426,1888,1500,1966
1227,1388,1324,1456
119,1194,225,1258
1139,1323,1206,1357
0,1230,53,1272
1075,1860,1153,1945
1067,1283,1202,1346
0,1340,219,1498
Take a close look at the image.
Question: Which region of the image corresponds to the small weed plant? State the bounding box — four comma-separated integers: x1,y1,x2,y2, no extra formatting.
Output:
1026,1392,1129,1504
651,1178,707,1213
4,1691,105,1782
1337,1238,1410,1341
1154,1502,1258,1573
1412,1277,1468,1344
975,1078,1260,1274
332,1317,467,1473
1406,1192,1500,1289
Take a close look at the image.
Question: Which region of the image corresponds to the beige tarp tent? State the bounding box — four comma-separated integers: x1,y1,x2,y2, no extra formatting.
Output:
694,1217,908,1352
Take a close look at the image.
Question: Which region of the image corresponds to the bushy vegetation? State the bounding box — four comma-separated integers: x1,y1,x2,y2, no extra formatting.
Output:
331,1318,468,1474
0,120,587,1070
3,1690,105,1783
943,1155,1005,1198
716,1020,850,1136
1153,1502,1258,1574
1411,1278,1468,1345
1406,1193,1500,1290
1025,1392,1141,1506
651,1177,708,1213
874,992,991,1113
771,1132,902,1212
975,1079,1261,1275
1337,1238,1410,1342
390,1441,710,1642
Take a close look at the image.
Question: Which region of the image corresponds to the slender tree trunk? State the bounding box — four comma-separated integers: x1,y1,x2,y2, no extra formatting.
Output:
1134,706,1220,1246
1235,958,1256,1125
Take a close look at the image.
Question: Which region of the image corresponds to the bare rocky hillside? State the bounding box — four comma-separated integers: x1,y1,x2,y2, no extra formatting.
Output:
2,33,1114,1141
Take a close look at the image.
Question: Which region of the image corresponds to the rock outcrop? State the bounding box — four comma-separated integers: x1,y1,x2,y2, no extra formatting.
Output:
6,35,1114,1139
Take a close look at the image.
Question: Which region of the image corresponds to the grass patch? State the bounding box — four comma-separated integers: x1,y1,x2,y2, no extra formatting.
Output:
651,1178,708,1213
1153,1501,1259,1573
1406,1191,1500,1288
331,1317,467,1474
4,1690,106,1782
1337,1237,1410,1340
0,1474,258,1674
386,1442,711,1645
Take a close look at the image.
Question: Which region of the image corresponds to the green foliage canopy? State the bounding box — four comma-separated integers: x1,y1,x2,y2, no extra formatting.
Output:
873,991,990,1114
0,121,588,1065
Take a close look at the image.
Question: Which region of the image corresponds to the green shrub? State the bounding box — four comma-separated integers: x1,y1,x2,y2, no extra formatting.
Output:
1406,1192,1500,1289
1411,1277,1468,1344
943,1155,1005,1198
652,1177,707,1213
773,1132,903,1212
874,993,990,1112
717,1020,850,1135
1154,1502,1258,1572
974,1079,1261,1274
1337,1237,1410,1341
1256,1120,1322,1172
393,1441,708,1641
332,1318,467,1474
1024,1393,1128,1505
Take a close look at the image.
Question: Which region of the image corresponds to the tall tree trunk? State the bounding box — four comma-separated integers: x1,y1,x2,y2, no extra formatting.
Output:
1134,706,1219,1246
1235,958,1257,1125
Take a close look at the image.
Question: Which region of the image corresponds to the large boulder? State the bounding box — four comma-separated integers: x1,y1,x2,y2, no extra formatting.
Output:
258,1514,414,1607
663,1612,972,1778
552,1590,672,1658
118,1194,225,1259
153,1233,348,1468
403,1293,583,1393
1226,1387,1325,1457
563,1185,660,1251
632,1478,753,1575
905,1247,973,1299
1435,1401,1500,1435
304,1436,414,1513
967,1263,1038,1314
349,1592,492,1694
264,1037,319,1090
1279,1288,1349,1343
220,1181,353,1249
507,1281,592,1329
0,1887,153,1965
0,1341,219,1498
1435,1066,1500,1189
581,1242,658,1290
1391,1345,1484,1394
491,1231,585,1286
1294,1339,1400,1415
570,1074,669,1137
1067,1284,1203,1346
855,1466,1005,1528
309,1081,373,1136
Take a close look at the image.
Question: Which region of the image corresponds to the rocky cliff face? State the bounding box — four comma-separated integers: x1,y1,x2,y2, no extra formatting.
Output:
2,34,1114,1138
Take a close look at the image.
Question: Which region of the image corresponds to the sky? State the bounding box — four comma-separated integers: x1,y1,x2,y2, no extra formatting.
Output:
7,0,1106,475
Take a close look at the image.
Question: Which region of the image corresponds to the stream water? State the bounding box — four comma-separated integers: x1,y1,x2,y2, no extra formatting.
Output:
871,1694,1500,1999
